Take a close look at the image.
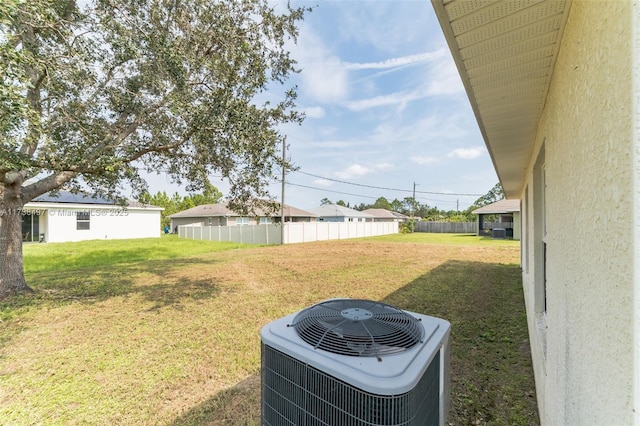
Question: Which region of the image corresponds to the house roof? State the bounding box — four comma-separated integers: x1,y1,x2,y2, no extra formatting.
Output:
168,202,316,218
362,208,408,220
472,199,520,215
431,0,572,198
307,204,375,219
34,192,113,205
30,191,162,210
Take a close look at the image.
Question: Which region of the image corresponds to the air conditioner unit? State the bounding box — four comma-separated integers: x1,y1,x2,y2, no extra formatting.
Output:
261,298,451,426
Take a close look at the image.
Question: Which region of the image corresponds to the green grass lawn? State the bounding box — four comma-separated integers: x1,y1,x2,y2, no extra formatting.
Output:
22,234,248,274
0,233,536,425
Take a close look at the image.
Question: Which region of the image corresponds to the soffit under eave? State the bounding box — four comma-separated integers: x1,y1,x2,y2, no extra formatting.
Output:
431,0,572,198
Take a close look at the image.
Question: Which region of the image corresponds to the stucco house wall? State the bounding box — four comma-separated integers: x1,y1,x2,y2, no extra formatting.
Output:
307,204,375,223
172,216,271,228
25,203,162,243
171,216,229,228
520,1,635,424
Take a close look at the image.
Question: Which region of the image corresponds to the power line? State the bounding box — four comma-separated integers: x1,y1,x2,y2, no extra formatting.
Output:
295,170,483,197
286,182,380,200
286,182,472,209
137,164,483,201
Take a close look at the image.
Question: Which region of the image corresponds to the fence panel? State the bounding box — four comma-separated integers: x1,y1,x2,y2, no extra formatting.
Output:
414,221,476,233
178,222,398,244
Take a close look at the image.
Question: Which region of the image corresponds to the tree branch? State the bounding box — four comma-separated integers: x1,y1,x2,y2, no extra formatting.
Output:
126,133,193,163
20,170,76,203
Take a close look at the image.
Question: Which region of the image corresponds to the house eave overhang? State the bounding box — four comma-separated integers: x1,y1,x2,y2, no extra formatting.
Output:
431,0,572,198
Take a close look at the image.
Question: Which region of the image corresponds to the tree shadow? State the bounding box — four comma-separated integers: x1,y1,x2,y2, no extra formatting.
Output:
167,260,538,426
169,375,261,426
3,257,222,313
0,257,224,350
381,260,538,425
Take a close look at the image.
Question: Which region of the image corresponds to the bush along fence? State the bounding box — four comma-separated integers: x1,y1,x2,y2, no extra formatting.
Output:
178,221,399,244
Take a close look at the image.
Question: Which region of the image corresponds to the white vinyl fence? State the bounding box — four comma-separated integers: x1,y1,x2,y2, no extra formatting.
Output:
178,221,399,245
179,223,281,244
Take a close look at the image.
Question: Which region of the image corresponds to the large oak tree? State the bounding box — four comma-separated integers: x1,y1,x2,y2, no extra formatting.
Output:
0,0,307,299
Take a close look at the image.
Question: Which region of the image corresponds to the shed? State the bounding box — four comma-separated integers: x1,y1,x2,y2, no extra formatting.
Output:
472,199,521,240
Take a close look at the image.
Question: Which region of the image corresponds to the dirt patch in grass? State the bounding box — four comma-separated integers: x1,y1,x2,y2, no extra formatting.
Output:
0,235,536,425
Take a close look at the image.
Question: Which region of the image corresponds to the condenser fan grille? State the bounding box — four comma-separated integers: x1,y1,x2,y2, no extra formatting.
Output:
290,299,424,357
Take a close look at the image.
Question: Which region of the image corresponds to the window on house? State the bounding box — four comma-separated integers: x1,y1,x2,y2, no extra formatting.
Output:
76,211,90,230
207,217,213,226
533,145,546,315
236,217,249,226
21,211,40,242
259,217,272,225
541,165,547,313
523,186,529,273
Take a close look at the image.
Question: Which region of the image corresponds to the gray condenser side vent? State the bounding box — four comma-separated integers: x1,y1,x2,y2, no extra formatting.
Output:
261,343,441,426
491,228,507,239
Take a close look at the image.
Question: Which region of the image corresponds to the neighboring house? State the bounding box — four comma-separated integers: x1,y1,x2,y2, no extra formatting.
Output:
362,208,409,223
433,1,639,424
307,204,375,223
471,199,521,240
22,192,163,243
169,202,316,229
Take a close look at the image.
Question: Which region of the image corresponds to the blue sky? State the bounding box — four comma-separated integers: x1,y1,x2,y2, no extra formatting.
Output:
148,0,498,211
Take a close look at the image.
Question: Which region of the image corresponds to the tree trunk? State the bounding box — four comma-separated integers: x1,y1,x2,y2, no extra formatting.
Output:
0,182,33,300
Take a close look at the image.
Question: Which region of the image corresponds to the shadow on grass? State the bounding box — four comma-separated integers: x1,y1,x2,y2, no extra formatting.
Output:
4,257,222,314
169,375,262,426
451,234,511,242
382,260,538,426
0,257,223,351
168,260,538,426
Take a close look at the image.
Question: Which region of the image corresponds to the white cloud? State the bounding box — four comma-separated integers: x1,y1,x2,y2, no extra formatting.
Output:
411,156,438,165
329,1,435,54
374,162,393,171
447,146,487,159
343,57,463,112
335,164,371,179
313,179,333,187
345,90,422,112
425,55,466,96
334,162,393,179
344,49,447,71
302,59,348,104
303,106,325,119
293,24,349,104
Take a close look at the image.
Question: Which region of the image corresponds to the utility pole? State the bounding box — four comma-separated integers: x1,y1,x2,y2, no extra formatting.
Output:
412,182,418,218
280,136,286,245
